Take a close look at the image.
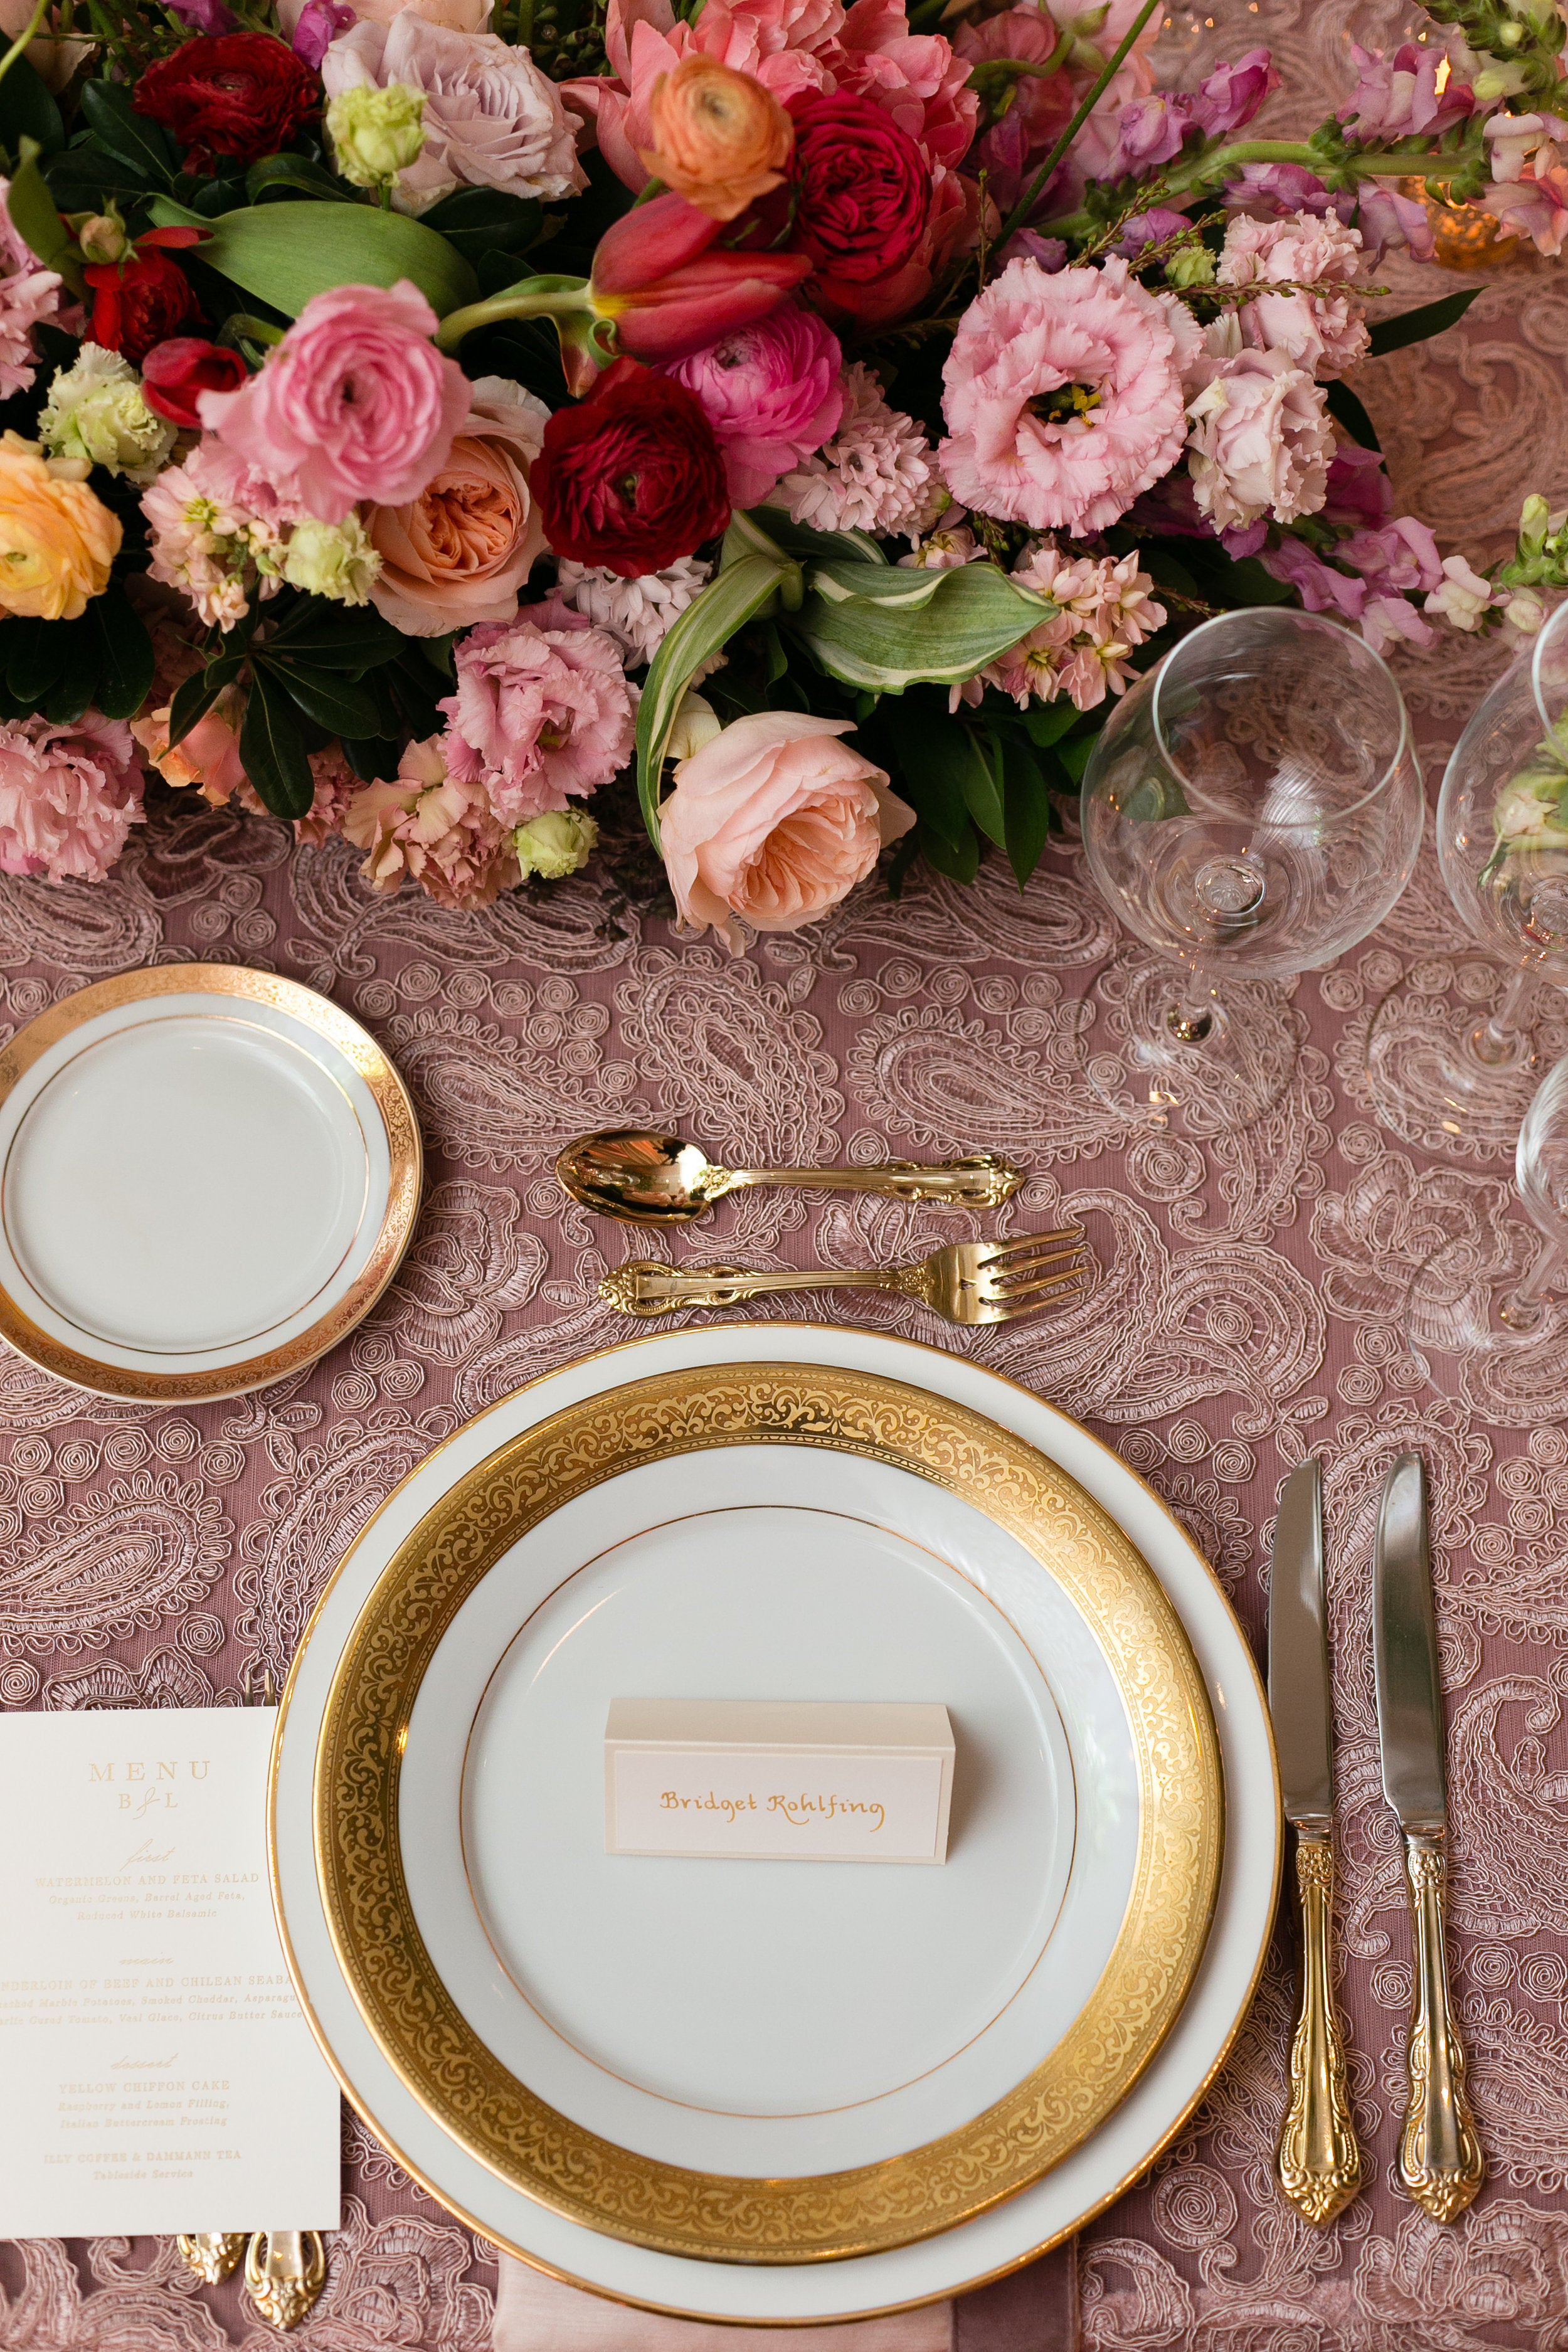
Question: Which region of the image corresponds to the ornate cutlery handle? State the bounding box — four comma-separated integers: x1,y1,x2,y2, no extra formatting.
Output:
731,1153,1023,1208
1399,1830,1484,2223
1277,1830,1362,2225
245,2230,326,2330
599,1261,909,1315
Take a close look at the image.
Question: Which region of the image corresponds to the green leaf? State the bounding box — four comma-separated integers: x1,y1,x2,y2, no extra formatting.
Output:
1057,730,1098,786
1001,738,1052,887
239,667,314,820
257,655,381,737
6,615,61,704
793,564,1055,692
0,56,63,160
7,138,84,295
636,548,795,848
88,588,153,720
419,186,543,262
1019,700,1083,750
42,621,99,725
739,506,887,569
43,143,155,209
147,194,479,319
876,695,980,854
965,731,1007,849
341,733,400,782
167,652,246,750
264,598,404,670
1324,378,1380,450
919,818,981,883
78,82,175,187
1366,287,1479,358
245,152,349,204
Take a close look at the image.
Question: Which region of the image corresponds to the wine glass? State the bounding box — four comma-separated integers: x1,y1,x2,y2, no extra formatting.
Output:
1367,598,1568,1162
1406,1046,1568,1420
1077,608,1425,1134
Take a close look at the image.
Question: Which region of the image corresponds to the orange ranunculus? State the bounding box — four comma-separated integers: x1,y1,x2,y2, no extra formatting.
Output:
0,432,120,621
637,57,793,224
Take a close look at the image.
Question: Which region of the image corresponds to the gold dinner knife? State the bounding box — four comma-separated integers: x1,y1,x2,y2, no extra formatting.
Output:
1374,1451,1485,2223
1269,1460,1361,2225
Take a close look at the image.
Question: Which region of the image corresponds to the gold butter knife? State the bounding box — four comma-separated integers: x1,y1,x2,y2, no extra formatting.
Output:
1374,1452,1484,2223
1268,1461,1361,2225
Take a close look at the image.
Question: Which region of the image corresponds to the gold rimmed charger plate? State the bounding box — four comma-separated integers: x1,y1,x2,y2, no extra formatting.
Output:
314,1362,1224,2265
0,965,421,1402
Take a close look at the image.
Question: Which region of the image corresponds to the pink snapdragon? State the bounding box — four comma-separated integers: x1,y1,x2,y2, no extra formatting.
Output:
959,541,1165,714
198,280,471,527
1338,41,1473,144
438,596,637,826
343,735,519,908
291,0,353,63
0,712,144,882
140,442,290,632
1217,209,1369,377
940,256,1187,534
664,307,844,507
1190,48,1277,137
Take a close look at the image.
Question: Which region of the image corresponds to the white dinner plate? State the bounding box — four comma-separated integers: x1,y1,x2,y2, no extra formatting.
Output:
272,1326,1279,2323
0,966,421,1401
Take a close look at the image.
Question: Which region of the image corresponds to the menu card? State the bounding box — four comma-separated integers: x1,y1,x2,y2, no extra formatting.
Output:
0,1706,341,2235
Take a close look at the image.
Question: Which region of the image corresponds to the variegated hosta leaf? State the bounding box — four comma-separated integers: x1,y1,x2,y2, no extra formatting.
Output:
795,564,1056,691
635,547,797,847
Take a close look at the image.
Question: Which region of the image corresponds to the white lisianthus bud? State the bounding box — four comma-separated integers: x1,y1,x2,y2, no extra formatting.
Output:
38,342,176,482
282,514,382,605
327,83,427,188
667,689,723,763
513,808,599,880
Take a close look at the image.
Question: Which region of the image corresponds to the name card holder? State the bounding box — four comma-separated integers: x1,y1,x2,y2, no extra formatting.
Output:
604,1699,955,1863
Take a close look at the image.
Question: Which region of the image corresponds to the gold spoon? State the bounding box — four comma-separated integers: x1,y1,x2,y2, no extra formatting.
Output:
557,1129,1025,1225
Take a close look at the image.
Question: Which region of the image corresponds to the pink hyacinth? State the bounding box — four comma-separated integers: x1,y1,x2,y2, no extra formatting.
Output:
779,361,943,539
438,596,637,827
663,307,844,507
0,712,144,883
0,179,64,401
940,256,1187,535
1217,209,1369,378
342,736,519,908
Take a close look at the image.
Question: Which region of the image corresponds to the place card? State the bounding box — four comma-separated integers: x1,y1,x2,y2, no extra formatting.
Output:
605,1699,955,1863
0,1706,341,2236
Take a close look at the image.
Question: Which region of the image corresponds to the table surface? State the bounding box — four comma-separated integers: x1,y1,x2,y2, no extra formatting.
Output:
5,3,1568,2341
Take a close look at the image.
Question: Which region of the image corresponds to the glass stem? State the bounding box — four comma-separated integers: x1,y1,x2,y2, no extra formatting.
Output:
1499,1237,1562,1333
1471,966,1539,1069
1167,961,1217,1046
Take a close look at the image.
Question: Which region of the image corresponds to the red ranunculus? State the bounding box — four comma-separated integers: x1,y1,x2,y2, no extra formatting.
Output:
532,358,729,580
140,336,249,427
83,230,206,368
134,32,319,171
787,93,931,295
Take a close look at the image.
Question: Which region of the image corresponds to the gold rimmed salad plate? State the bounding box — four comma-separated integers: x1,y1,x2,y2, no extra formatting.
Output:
0,965,421,1402
302,1358,1224,2267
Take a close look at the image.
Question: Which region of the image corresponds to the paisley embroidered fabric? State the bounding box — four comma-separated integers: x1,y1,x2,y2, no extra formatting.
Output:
3,3,1567,2339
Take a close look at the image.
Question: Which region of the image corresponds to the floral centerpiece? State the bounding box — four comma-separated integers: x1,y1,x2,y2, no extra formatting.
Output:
0,0,1564,941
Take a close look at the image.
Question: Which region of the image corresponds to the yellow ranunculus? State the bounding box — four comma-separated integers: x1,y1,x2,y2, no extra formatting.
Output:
0,430,121,620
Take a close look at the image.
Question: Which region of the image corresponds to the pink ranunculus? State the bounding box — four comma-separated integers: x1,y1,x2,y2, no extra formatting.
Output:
322,14,585,209
342,734,519,906
1185,346,1333,532
1217,208,1369,377
198,280,472,529
1338,40,1472,144
940,255,1187,534
1190,47,1278,137
660,709,913,950
663,305,842,506
0,711,144,882
438,595,637,826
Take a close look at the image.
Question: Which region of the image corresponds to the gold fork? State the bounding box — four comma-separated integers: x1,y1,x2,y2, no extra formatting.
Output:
598,1229,1090,1327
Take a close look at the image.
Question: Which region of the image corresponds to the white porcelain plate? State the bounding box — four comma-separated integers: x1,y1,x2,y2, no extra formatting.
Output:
272,1326,1279,2323
0,966,421,1401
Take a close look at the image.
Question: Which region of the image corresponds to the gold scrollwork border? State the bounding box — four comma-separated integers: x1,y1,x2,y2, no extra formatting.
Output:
314,1365,1224,2266
0,963,422,1402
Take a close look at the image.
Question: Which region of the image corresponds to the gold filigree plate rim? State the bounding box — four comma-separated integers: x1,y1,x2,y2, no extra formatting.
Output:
0,963,423,1403
312,1363,1224,2266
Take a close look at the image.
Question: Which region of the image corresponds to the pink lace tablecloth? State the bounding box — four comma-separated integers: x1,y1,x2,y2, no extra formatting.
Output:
7,3,1568,2342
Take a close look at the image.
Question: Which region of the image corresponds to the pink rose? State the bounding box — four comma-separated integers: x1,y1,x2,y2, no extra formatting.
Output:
197,280,472,528
1217,209,1369,378
0,711,143,882
1185,346,1333,532
660,709,913,950
662,306,842,506
940,255,1187,534
366,377,551,635
439,595,637,825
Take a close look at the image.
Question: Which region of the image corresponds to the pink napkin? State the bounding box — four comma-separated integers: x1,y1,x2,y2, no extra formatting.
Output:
492,2242,1078,2351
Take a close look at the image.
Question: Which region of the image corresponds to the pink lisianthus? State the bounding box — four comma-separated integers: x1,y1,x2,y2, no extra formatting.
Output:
663,306,842,506
1338,41,1472,144
1217,209,1369,378
197,280,472,529
779,360,943,538
1186,347,1332,531
940,255,1187,534
342,734,519,908
660,709,913,950
0,179,65,401
0,712,144,882
438,596,637,826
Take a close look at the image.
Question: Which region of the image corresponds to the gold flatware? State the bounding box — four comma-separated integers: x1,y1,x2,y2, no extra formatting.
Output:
178,2234,248,2284
1374,1451,1484,2223
245,2231,327,2330
1268,1461,1361,2225
598,1229,1089,1325
558,1128,1025,1224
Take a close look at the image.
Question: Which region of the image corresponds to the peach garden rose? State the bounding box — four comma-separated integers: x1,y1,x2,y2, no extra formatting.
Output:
659,711,914,951
364,379,551,637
